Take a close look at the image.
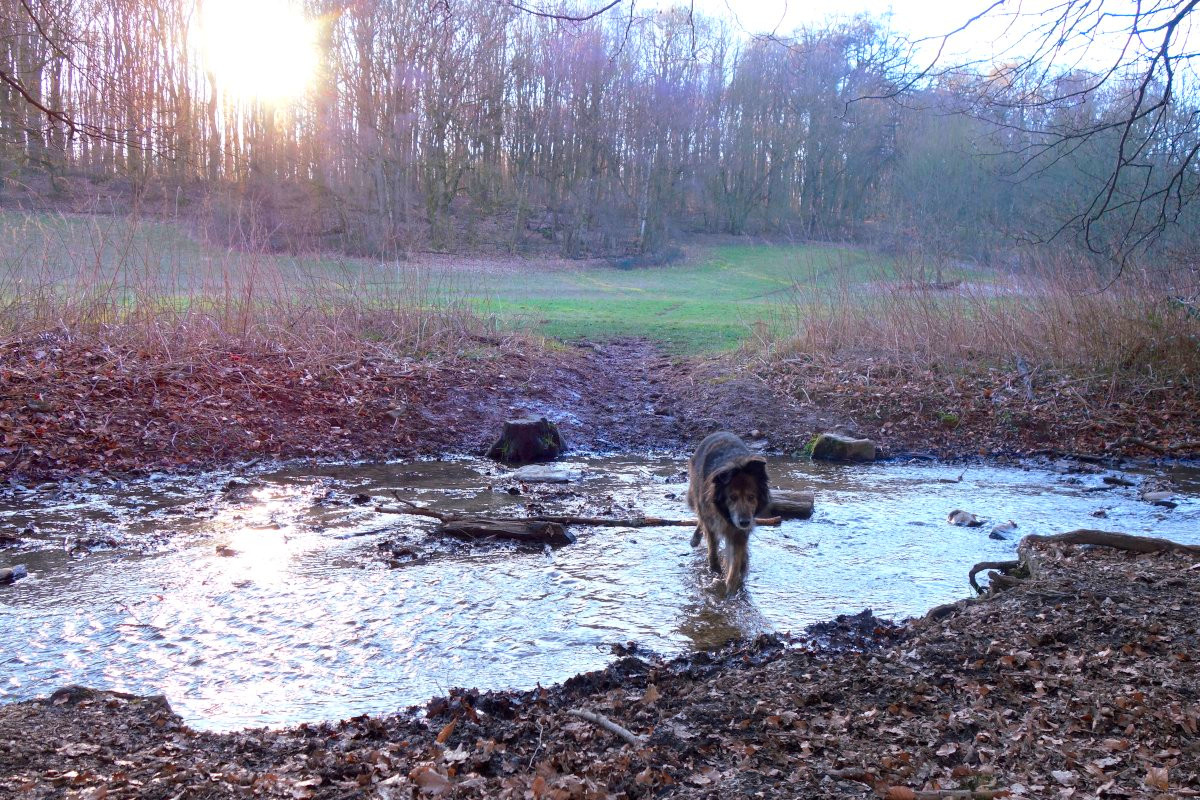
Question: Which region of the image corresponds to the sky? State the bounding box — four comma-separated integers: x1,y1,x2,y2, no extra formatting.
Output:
668,0,1199,75
682,0,1047,59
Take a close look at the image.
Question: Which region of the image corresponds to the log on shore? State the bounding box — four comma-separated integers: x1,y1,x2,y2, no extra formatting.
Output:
440,518,576,547
768,489,814,520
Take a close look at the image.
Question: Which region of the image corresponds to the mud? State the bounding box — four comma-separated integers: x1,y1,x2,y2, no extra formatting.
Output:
475,339,833,457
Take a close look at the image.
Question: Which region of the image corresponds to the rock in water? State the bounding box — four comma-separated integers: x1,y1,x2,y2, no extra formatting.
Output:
512,464,581,484
0,564,28,584
810,432,876,462
948,509,984,527
1140,490,1177,509
989,520,1018,540
487,417,566,465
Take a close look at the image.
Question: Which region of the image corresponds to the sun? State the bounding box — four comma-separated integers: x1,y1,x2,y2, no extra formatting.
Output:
198,0,320,103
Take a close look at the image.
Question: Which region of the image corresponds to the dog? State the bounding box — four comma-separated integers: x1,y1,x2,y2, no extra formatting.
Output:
686,431,770,595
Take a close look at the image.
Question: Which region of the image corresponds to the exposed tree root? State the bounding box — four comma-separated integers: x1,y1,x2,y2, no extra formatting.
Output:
968,560,1024,595
1019,529,1200,556
968,529,1200,596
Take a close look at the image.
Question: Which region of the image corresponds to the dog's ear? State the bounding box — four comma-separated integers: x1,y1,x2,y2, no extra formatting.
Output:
703,467,733,509
742,456,771,515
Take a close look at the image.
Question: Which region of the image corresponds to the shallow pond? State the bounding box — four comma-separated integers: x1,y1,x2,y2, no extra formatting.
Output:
1,455,1197,731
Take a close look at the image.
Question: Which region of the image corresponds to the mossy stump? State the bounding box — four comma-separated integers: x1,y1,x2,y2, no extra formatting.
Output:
487,417,566,465
810,432,876,462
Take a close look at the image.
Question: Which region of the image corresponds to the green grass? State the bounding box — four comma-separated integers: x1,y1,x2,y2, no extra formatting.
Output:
435,244,904,353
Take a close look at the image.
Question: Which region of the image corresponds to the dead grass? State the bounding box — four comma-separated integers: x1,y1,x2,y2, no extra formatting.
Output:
0,211,489,367
767,254,1200,387
747,254,1200,458
0,212,507,478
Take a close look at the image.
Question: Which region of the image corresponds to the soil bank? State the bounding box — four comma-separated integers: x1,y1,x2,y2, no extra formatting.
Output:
5,334,1198,485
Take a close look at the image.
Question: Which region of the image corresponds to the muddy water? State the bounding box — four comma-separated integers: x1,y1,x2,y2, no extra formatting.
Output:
1,456,1197,731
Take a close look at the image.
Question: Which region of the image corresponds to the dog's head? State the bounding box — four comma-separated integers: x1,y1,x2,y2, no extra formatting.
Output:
707,456,770,532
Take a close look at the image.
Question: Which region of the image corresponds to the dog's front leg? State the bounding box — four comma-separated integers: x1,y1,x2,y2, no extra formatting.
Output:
724,538,748,594
703,526,721,573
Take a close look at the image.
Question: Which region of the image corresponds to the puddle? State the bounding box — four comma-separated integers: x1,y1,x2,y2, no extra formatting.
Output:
0,455,1197,731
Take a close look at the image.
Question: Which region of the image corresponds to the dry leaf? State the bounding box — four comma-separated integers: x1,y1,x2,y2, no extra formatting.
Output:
1051,770,1077,786
410,765,451,795
435,718,457,744
1146,766,1169,790
641,684,661,705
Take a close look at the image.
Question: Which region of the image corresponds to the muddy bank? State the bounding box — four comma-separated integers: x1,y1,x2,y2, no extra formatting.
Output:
3,332,1197,484
3,540,1198,798
762,353,1200,462
0,336,832,484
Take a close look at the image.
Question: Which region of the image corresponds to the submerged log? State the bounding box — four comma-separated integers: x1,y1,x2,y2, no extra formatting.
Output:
440,519,575,547
767,489,814,520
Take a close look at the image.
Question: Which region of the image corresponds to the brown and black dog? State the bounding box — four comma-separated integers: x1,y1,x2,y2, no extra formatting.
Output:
686,431,770,595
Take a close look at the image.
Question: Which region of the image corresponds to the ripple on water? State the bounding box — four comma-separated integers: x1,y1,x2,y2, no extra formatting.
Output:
0,455,1197,730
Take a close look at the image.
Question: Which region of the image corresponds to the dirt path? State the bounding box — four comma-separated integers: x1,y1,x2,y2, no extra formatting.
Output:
475,339,834,455
3,542,1196,798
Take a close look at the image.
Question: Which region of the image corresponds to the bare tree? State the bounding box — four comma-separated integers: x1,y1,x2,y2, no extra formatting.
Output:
901,1,1200,259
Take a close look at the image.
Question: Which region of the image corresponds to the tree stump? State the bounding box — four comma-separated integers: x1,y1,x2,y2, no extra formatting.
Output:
487,417,566,465
810,432,876,462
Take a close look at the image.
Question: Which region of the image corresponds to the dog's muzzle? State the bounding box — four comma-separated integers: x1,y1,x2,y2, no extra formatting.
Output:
733,514,754,530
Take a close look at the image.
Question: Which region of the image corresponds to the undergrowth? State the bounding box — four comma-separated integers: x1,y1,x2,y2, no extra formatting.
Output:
761,254,1200,390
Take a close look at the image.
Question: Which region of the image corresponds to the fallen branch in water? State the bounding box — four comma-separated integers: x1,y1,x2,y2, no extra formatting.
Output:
565,709,645,748
441,518,575,547
376,496,782,528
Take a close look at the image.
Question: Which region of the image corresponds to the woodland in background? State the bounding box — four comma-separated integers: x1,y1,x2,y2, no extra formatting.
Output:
0,0,1197,267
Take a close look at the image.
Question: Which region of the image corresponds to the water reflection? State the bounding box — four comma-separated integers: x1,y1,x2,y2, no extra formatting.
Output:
0,455,1196,730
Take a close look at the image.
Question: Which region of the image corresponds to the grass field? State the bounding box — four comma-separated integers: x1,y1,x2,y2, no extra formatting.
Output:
445,245,900,352
1,209,1196,385
0,211,928,352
